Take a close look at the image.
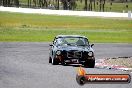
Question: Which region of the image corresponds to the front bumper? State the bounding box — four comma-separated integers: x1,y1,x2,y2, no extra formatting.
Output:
55,55,95,63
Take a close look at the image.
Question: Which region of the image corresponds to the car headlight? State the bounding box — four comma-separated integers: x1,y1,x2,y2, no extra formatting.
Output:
88,51,93,56
56,50,61,55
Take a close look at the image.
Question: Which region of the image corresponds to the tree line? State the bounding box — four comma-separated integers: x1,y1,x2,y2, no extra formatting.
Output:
0,0,131,11
0,0,19,7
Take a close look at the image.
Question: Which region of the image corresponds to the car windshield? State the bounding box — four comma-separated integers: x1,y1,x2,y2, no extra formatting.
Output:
55,37,89,46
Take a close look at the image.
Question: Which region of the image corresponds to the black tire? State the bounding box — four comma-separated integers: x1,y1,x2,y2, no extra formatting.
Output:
49,57,52,63
84,59,95,68
52,58,59,65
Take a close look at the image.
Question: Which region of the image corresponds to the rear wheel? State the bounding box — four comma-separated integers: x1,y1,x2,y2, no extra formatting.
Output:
84,59,95,68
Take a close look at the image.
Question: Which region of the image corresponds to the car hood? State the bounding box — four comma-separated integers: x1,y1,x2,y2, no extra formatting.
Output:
57,45,92,52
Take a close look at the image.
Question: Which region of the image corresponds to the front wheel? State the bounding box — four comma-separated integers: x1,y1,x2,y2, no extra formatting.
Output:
49,57,52,63
52,58,59,65
84,59,95,68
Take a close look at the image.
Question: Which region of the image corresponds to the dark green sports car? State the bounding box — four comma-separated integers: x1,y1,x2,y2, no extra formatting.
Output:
49,35,95,68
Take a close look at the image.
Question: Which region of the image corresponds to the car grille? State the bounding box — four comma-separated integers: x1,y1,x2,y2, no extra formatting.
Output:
67,51,82,58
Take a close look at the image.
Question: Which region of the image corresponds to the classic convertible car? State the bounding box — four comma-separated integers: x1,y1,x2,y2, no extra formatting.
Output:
49,35,95,68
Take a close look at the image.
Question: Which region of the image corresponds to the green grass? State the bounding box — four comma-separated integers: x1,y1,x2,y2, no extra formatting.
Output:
0,28,131,43
0,12,132,30
0,12,132,43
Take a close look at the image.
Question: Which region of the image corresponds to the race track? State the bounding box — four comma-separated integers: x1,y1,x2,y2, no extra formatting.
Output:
0,42,132,88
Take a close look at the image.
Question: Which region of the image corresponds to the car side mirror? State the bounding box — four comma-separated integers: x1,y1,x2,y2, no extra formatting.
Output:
91,44,94,47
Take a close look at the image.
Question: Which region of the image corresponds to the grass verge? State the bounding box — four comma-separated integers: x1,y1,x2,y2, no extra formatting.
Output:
0,28,131,43
0,12,132,42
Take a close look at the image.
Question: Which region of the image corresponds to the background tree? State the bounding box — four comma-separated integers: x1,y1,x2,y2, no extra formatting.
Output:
69,0,76,10
102,0,105,12
14,0,19,7
99,0,102,11
89,0,92,11
126,0,128,9
7,0,11,6
1,0,17,7
33,0,37,7
99,0,105,12
61,0,68,10
84,0,88,10
57,0,59,10
43,0,48,7
38,0,48,8
80,0,82,3
93,0,96,10
2,0,7,6
28,0,31,7
110,0,113,11
0,0,2,6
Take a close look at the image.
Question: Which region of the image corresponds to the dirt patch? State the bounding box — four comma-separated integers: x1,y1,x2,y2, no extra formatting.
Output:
105,57,132,68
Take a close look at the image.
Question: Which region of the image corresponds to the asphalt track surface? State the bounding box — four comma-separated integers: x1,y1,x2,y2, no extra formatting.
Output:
0,42,132,88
